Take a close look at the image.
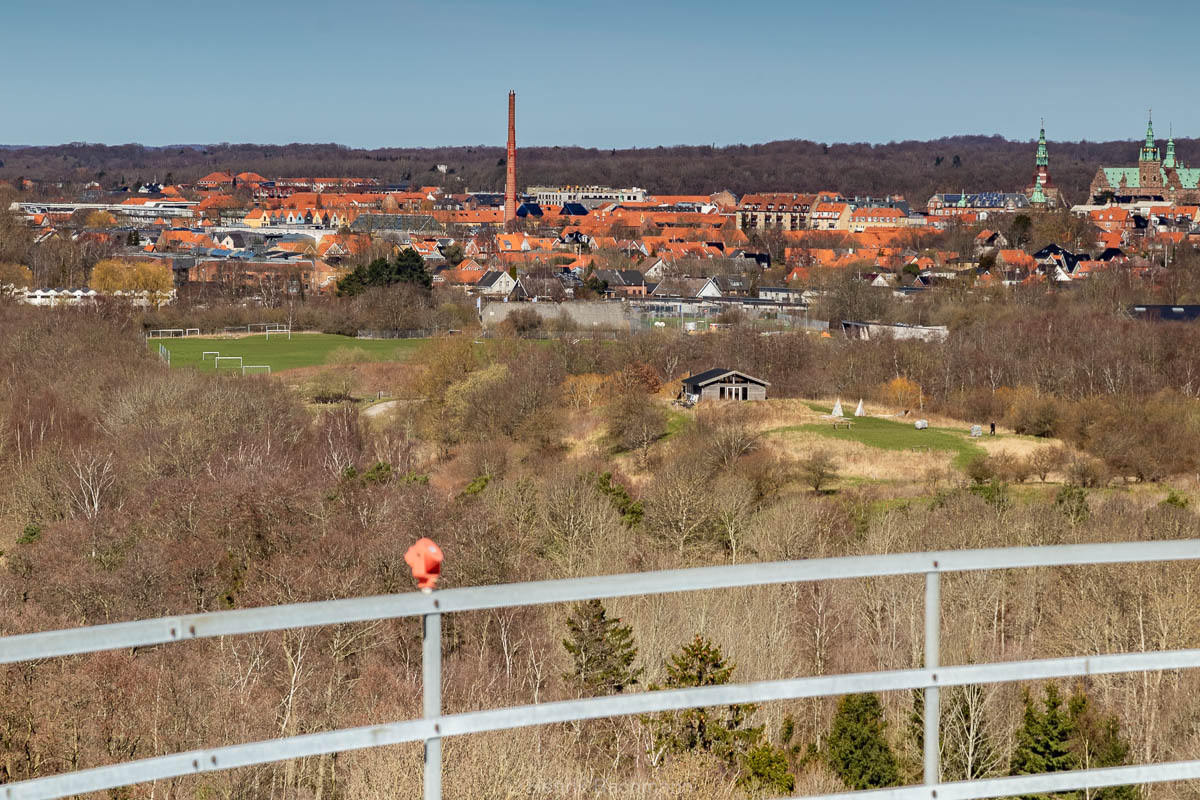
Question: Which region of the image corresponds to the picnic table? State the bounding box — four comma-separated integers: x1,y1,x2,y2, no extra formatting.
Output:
832,419,853,430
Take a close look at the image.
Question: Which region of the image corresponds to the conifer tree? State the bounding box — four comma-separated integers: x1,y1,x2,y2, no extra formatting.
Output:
649,635,761,762
1068,688,1140,800
1009,683,1077,799
561,599,642,696
827,692,901,790
647,635,792,794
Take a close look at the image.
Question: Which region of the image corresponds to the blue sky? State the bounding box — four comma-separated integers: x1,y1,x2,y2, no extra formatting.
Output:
2,0,1197,148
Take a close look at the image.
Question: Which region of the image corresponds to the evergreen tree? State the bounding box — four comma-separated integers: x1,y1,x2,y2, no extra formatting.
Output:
561,599,642,696
1010,684,1077,800
1068,689,1140,800
336,247,431,296
393,247,432,290
649,635,762,764
738,742,795,796
826,693,901,790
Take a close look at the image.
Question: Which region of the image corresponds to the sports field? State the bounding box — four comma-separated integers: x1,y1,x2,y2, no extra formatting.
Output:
149,333,428,372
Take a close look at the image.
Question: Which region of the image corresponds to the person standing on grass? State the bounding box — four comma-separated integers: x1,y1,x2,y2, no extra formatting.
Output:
989,421,996,436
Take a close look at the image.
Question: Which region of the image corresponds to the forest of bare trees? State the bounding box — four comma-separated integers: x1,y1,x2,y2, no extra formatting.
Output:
2,134,1192,201
2,296,1200,797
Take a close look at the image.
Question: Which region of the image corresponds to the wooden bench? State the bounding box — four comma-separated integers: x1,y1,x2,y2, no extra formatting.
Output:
832,419,853,430
911,445,932,453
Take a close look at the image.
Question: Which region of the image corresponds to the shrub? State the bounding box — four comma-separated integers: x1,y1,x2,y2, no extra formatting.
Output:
968,479,1010,509
964,454,996,484
879,376,923,411
306,369,354,403
499,308,543,336
17,523,41,545
1161,489,1190,510
1065,455,1108,488
800,450,838,493
1029,446,1067,482
1055,485,1090,523
1006,395,1062,438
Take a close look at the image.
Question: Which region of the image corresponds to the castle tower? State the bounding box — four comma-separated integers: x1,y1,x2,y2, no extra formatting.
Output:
1139,111,1163,189
1030,175,1047,208
1032,118,1053,188
504,91,518,224
1164,127,1178,169
1026,119,1060,207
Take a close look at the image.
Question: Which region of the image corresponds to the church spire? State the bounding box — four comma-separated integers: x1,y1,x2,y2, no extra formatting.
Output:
1164,124,1177,169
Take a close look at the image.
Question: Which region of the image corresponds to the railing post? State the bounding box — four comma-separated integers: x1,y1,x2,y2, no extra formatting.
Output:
924,569,941,786
423,611,442,800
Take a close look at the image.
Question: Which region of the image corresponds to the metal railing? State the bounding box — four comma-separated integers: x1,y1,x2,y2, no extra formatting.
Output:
2,540,1199,800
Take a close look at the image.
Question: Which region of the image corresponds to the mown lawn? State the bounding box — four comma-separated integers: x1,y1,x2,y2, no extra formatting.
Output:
149,333,429,372
769,403,987,468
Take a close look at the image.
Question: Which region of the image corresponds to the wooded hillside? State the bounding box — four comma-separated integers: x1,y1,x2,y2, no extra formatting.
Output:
3,135,1194,202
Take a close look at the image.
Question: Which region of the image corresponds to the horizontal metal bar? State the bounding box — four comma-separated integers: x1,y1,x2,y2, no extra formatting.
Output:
796,758,1200,800
6,647,1199,800
2,540,1197,665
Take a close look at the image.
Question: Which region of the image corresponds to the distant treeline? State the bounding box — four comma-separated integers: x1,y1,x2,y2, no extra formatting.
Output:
0,135,1193,202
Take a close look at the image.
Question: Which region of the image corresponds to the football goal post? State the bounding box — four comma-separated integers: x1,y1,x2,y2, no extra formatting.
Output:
265,328,292,340
214,356,243,369
201,351,220,361
148,329,184,338
185,328,201,336
242,365,272,376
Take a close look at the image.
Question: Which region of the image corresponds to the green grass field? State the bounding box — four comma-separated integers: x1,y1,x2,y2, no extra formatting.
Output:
149,333,428,372
769,403,987,468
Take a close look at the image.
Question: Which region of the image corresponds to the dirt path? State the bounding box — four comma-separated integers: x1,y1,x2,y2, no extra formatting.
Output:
362,400,398,418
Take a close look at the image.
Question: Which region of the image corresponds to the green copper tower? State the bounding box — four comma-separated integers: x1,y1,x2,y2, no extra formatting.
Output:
1164,126,1177,169
1030,119,1054,201
1140,111,1160,163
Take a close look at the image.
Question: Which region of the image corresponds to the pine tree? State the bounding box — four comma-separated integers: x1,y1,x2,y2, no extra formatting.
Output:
1010,684,1078,800
738,742,795,796
561,599,642,696
827,692,901,790
1068,688,1140,800
336,248,431,296
649,635,762,764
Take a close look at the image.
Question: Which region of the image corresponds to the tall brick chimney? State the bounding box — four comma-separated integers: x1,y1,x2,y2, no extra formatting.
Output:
504,90,517,224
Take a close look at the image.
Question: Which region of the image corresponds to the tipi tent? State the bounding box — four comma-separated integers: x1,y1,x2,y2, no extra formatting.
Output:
831,399,843,417
854,399,865,417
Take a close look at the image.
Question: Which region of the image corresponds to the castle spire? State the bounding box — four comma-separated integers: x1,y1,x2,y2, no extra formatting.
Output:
1140,110,1160,163
1165,124,1177,169
1035,118,1049,168
1030,118,1053,195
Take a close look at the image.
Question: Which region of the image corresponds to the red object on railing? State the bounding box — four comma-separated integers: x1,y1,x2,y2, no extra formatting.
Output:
405,538,443,592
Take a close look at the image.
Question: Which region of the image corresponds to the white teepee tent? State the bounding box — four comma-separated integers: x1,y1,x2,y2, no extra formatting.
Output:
854,399,865,417
831,399,843,418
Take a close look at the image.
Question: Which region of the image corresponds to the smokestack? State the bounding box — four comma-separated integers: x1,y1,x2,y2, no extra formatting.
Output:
505,90,517,224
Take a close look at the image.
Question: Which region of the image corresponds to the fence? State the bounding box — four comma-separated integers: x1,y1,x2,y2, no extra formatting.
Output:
355,328,436,339
3,540,1200,800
